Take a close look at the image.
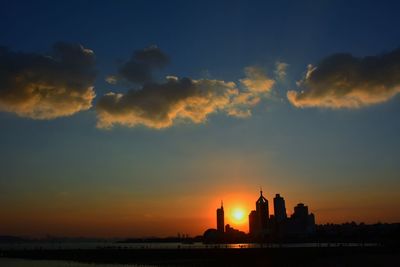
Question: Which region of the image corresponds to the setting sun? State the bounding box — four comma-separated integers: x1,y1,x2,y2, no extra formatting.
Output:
233,209,244,220
230,207,247,225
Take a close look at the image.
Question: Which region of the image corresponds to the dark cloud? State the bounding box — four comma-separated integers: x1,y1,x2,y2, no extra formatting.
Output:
109,45,169,84
287,48,400,108
97,47,275,129
119,61,152,84
134,45,169,68
0,42,96,119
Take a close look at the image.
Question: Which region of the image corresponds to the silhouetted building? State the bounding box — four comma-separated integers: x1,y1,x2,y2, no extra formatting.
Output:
308,213,316,232
293,203,308,220
224,224,247,242
256,189,269,230
248,210,257,235
249,189,270,237
205,191,317,243
286,203,316,236
273,194,287,223
203,228,219,243
216,201,224,234
204,202,225,243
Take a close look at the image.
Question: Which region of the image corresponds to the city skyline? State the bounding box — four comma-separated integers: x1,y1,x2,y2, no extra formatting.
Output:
211,190,315,237
1,0,400,238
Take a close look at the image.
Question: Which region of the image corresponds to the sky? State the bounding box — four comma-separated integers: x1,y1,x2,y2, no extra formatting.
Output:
0,0,400,237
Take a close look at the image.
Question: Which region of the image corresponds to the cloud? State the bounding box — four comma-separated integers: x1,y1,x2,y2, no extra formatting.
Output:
240,66,275,93
96,77,239,129
274,61,288,81
96,48,275,129
0,42,96,119
287,48,400,108
111,45,169,84
133,45,169,68
105,75,117,84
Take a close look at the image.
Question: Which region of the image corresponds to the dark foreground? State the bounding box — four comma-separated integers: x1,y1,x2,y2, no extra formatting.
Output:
1,246,399,266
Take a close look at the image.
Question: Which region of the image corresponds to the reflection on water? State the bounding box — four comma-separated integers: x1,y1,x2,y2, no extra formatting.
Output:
0,241,379,250
0,258,157,267
0,242,384,267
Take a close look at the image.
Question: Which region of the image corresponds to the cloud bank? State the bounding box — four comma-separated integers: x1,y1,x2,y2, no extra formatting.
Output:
287,48,400,108
97,47,275,129
97,77,239,129
0,43,96,119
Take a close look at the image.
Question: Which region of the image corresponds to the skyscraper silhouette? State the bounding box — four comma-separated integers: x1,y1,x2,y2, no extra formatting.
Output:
256,189,269,230
287,203,316,235
216,201,224,233
248,210,257,235
249,189,269,236
273,194,287,223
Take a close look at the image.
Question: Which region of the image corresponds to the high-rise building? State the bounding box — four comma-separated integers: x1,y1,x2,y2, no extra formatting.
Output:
273,193,287,223
248,210,257,234
256,189,269,230
249,189,269,236
216,201,224,233
293,203,308,221
287,203,316,235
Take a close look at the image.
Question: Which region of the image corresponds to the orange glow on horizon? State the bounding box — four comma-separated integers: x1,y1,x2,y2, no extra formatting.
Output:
2,185,399,238
209,191,256,232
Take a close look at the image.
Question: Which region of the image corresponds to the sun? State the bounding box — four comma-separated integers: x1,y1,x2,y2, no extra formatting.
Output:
230,207,246,225
233,209,244,220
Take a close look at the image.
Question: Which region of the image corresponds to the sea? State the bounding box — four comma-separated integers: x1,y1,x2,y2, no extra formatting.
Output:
0,258,158,267
0,242,379,267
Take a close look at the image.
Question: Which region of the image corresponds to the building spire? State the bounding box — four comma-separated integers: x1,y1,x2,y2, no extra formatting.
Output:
260,186,263,196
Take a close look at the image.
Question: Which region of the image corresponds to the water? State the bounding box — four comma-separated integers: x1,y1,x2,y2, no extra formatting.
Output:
0,242,383,267
0,242,379,267
0,258,157,267
0,241,378,250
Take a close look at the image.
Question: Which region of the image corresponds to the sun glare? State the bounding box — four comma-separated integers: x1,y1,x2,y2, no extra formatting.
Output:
230,208,246,225
233,209,244,220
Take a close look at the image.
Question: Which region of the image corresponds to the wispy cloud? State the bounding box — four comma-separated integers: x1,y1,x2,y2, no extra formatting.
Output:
0,43,96,119
287,48,400,108
240,66,275,93
274,61,288,81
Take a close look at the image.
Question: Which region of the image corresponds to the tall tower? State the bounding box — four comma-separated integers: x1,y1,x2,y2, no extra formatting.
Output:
248,210,257,235
216,201,224,234
256,189,269,231
273,193,287,223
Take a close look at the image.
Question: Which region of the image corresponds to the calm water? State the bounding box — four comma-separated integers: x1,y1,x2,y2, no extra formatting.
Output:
0,242,381,266
0,241,378,250
0,258,157,267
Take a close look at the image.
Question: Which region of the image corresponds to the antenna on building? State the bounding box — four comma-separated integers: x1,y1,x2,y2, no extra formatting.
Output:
260,186,263,196
221,200,223,208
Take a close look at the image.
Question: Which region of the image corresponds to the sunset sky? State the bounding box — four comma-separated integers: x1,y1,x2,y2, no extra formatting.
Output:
1,0,400,237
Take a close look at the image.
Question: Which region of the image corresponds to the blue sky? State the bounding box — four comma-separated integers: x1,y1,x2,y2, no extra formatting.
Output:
0,0,400,236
